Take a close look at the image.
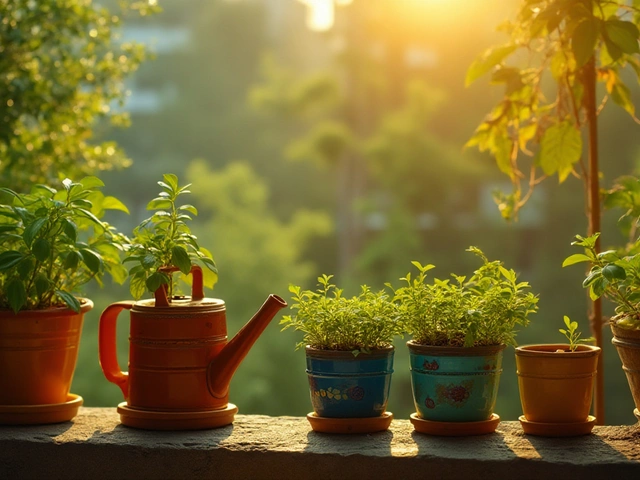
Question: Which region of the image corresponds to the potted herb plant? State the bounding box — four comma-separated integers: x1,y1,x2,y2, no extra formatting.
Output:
391,247,538,436
564,233,640,422
281,274,402,434
98,174,286,430
0,177,128,424
515,316,599,436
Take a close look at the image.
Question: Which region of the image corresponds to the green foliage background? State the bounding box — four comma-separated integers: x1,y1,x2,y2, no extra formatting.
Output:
3,0,639,424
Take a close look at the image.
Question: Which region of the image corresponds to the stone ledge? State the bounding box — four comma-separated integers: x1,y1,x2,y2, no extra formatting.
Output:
0,408,639,480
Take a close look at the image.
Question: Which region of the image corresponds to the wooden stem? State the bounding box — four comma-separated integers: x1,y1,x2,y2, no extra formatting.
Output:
584,56,605,425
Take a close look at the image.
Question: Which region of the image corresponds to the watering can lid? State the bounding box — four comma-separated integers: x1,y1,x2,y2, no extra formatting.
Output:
132,296,226,314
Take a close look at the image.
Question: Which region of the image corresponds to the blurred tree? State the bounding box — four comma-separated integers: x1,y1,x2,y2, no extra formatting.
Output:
0,0,156,191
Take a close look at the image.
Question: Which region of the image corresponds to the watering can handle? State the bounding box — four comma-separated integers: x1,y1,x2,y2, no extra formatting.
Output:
154,265,205,307
99,301,134,400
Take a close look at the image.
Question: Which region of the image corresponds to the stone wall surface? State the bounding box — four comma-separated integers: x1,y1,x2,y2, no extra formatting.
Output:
0,408,639,480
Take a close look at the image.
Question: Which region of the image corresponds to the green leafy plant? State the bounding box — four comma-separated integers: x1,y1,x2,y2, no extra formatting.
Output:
564,233,640,329
124,174,218,300
559,315,595,351
391,247,538,347
280,274,402,354
0,177,129,313
0,0,158,191
466,0,640,222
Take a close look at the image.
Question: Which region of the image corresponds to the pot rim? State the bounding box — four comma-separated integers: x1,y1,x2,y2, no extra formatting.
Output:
515,344,601,357
132,296,225,313
0,298,93,317
406,340,505,356
305,345,394,360
610,320,640,340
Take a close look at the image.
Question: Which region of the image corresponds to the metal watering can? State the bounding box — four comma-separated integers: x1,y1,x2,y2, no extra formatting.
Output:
98,265,287,429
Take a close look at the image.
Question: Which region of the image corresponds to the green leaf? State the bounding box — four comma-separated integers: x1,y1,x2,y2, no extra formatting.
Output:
590,277,608,300
605,20,640,55
79,249,103,273
71,198,92,209
611,80,635,116
161,174,179,192
146,198,172,210
33,184,57,196
130,272,148,300
602,264,627,281
17,258,34,279
493,136,515,178
23,217,48,247
32,238,51,262
35,275,50,297
77,208,104,228
539,121,582,182
171,246,192,275
142,254,156,268
562,253,592,267
0,251,24,271
7,278,27,313
63,251,81,269
572,19,598,67
583,268,602,288
78,176,105,190
178,204,198,216
145,271,166,293
102,196,130,214
56,290,81,313
465,45,517,86
604,37,623,62
61,219,77,242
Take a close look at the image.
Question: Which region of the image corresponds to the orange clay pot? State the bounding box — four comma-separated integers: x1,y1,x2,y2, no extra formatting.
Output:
0,300,92,405
515,344,600,423
610,322,640,418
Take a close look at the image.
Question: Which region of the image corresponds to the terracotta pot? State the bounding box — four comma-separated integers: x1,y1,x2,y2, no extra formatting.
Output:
515,344,600,423
610,322,640,416
305,346,394,419
408,341,505,422
0,300,92,405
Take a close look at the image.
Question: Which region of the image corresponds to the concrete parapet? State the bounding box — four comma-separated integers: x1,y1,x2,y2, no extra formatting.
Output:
0,408,639,479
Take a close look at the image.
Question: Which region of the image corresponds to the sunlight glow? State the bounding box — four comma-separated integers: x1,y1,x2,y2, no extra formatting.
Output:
299,0,479,32
297,0,352,32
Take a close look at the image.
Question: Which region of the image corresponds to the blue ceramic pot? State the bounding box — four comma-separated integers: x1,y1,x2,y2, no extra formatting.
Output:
306,346,394,418
408,341,505,422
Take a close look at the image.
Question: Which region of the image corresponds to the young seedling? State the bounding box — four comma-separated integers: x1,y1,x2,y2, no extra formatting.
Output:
559,316,595,352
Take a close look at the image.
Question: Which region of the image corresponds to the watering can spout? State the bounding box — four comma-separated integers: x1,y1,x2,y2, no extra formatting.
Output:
207,294,287,399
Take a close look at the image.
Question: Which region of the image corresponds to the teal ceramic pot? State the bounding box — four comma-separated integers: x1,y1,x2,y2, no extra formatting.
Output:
306,346,394,418
408,341,506,422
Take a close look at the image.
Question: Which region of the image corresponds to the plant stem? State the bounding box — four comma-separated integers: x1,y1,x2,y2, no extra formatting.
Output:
584,53,604,425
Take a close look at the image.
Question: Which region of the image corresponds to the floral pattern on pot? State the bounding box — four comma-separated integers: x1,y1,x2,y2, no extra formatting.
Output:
423,360,440,371
436,381,473,408
312,385,365,401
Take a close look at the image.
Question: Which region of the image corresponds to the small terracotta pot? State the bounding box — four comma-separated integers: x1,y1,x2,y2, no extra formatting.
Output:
0,300,92,405
610,322,640,417
515,344,600,423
